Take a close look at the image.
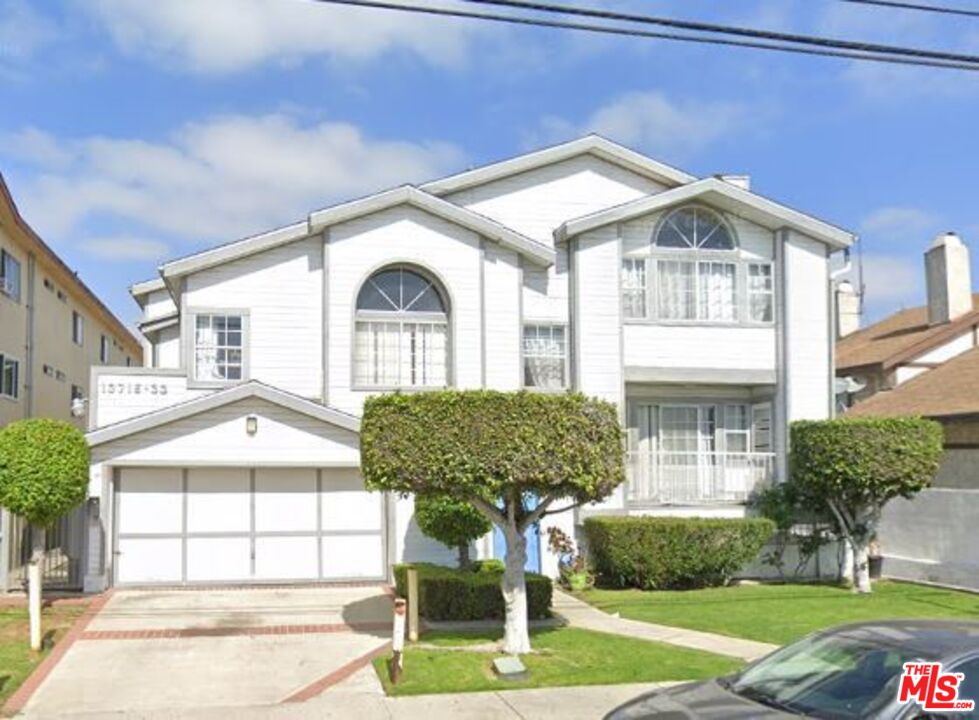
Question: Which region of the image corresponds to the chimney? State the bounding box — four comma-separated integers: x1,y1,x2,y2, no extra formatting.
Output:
716,174,751,191
835,280,861,338
925,232,972,325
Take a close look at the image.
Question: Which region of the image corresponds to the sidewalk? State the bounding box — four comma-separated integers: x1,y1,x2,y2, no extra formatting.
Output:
552,590,777,662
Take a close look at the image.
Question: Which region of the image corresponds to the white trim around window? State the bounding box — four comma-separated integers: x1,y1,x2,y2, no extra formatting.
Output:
522,323,568,390
100,334,110,364
0,249,21,303
0,353,20,400
186,309,250,388
71,311,84,346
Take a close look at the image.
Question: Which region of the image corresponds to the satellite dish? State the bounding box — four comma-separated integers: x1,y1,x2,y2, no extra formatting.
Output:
71,397,88,418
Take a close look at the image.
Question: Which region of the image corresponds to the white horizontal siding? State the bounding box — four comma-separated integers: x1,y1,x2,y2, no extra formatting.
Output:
155,326,180,369
523,245,569,324
784,231,830,420
906,331,975,366
623,325,776,370
144,290,177,321
483,243,521,389
91,397,359,466
447,154,666,245
327,205,483,416
184,237,323,399
574,227,623,406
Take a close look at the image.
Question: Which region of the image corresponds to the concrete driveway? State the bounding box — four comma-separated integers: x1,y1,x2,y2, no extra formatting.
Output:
21,585,394,717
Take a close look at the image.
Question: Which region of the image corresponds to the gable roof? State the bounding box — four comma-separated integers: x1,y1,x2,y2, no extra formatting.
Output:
837,295,979,373
846,345,979,419
156,186,554,286
554,177,855,249
420,135,696,196
87,380,360,447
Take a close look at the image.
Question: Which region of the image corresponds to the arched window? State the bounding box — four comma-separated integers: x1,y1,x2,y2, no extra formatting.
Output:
354,266,449,388
655,207,735,250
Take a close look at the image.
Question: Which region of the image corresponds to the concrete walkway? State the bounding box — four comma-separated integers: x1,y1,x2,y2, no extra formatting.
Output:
552,590,777,662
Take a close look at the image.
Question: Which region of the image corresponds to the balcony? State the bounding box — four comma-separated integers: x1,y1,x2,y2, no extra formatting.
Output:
626,450,775,506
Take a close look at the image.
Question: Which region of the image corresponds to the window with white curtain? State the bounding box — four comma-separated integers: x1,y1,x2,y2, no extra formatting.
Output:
523,324,567,389
354,266,448,388
194,314,244,382
748,263,774,322
621,259,647,319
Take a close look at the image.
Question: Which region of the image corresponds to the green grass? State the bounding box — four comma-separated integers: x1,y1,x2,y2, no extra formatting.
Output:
0,603,87,707
372,626,742,696
578,580,979,646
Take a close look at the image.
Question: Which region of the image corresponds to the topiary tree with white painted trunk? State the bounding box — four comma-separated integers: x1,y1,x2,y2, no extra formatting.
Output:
361,390,624,655
0,419,89,649
790,417,943,593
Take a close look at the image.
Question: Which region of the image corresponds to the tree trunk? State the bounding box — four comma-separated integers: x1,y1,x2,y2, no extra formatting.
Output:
852,536,872,593
457,542,471,570
840,538,854,586
29,526,45,651
501,524,531,655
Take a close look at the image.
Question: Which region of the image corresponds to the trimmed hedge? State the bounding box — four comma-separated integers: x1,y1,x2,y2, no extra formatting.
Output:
393,562,552,621
583,516,775,590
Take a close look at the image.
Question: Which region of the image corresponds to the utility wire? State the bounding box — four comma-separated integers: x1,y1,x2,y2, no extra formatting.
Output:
838,0,979,19
460,0,979,65
311,0,979,71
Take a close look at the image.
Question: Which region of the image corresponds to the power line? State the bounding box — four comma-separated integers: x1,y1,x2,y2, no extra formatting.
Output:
311,0,979,71
838,0,979,19
461,0,979,65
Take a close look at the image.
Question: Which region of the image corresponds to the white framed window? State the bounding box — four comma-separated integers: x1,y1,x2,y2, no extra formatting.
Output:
71,311,84,345
656,260,737,321
656,207,735,251
0,249,21,302
621,259,647,319
723,405,750,453
0,354,19,399
523,324,567,390
748,263,774,323
100,335,110,364
193,313,244,382
354,266,449,389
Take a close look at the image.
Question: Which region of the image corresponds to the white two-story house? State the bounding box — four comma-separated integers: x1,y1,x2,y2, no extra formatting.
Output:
79,136,854,591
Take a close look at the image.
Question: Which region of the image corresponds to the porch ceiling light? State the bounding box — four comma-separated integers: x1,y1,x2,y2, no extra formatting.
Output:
246,415,258,436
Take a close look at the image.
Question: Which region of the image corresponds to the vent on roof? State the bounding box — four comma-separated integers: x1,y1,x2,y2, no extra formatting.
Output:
925,231,972,326
716,174,751,191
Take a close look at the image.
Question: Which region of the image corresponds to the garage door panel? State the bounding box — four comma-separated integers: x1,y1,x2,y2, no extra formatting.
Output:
117,538,182,584
321,472,382,533
117,469,182,535
322,535,384,579
255,536,319,580
187,469,250,533
186,537,251,581
255,469,317,533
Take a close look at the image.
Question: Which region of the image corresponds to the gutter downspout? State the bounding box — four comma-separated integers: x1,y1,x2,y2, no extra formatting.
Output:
829,244,855,418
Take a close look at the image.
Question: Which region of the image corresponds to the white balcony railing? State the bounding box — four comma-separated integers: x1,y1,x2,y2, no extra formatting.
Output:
626,450,775,506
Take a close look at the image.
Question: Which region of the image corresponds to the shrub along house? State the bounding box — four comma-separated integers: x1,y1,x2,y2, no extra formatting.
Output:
79,136,853,591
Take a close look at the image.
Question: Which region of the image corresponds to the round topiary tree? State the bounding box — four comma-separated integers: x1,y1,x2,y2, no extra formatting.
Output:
414,495,491,570
361,390,624,655
0,419,90,649
790,417,943,594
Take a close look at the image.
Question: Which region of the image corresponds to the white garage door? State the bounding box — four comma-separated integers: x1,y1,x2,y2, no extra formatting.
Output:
115,467,385,585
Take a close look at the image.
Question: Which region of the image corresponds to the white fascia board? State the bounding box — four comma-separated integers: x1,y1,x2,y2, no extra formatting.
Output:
159,221,310,281
420,135,696,196
556,178,855,249
87,380,360,447
308,185,555,267
138,313,179,334
129,277,168,308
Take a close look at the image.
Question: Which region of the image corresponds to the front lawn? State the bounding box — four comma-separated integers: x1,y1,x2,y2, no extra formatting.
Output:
0,603,86,706
372,626,742,696
578,580,979,646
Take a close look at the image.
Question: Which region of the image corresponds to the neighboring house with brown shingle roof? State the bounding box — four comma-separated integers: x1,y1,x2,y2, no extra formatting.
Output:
836,232,979,591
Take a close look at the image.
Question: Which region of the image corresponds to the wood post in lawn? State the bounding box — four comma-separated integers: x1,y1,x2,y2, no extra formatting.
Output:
407,568,419,642
390,597,407,685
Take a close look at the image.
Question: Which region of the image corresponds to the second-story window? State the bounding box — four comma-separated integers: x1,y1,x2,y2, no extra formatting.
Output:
748,263,774,322
523,324,567,390
100,335,110,364
0,354,19,399
194,314,244,382
0,249,21,302
354,266,448,388
72,311,84,345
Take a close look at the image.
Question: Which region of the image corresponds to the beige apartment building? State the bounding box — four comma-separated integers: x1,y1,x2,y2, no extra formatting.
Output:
1,173,142,589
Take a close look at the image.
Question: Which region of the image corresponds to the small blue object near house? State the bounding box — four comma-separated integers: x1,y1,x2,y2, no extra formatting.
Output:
493,496,542,573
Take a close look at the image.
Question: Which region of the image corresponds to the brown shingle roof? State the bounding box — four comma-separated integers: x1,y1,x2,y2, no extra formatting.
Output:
836,295,979,372
846,345,979,419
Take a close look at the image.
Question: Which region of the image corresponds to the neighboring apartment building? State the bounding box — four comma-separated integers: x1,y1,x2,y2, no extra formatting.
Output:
75,136,853,591
838,232,979,590
0,173,143,590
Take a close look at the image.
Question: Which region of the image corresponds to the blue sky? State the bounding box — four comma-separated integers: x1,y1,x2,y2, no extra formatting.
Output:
2,0,979,329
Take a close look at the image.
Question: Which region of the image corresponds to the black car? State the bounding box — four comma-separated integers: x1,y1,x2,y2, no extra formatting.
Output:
605,620,979,719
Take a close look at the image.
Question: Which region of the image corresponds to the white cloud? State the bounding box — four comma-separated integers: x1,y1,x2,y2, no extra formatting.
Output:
4,114,465,244
537,91,751,161
0,0,56,63
82,237,170,261
860,206,940,245
82,0,478,74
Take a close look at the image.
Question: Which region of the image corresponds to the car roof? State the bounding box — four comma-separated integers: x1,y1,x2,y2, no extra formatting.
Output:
823,620,979,659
